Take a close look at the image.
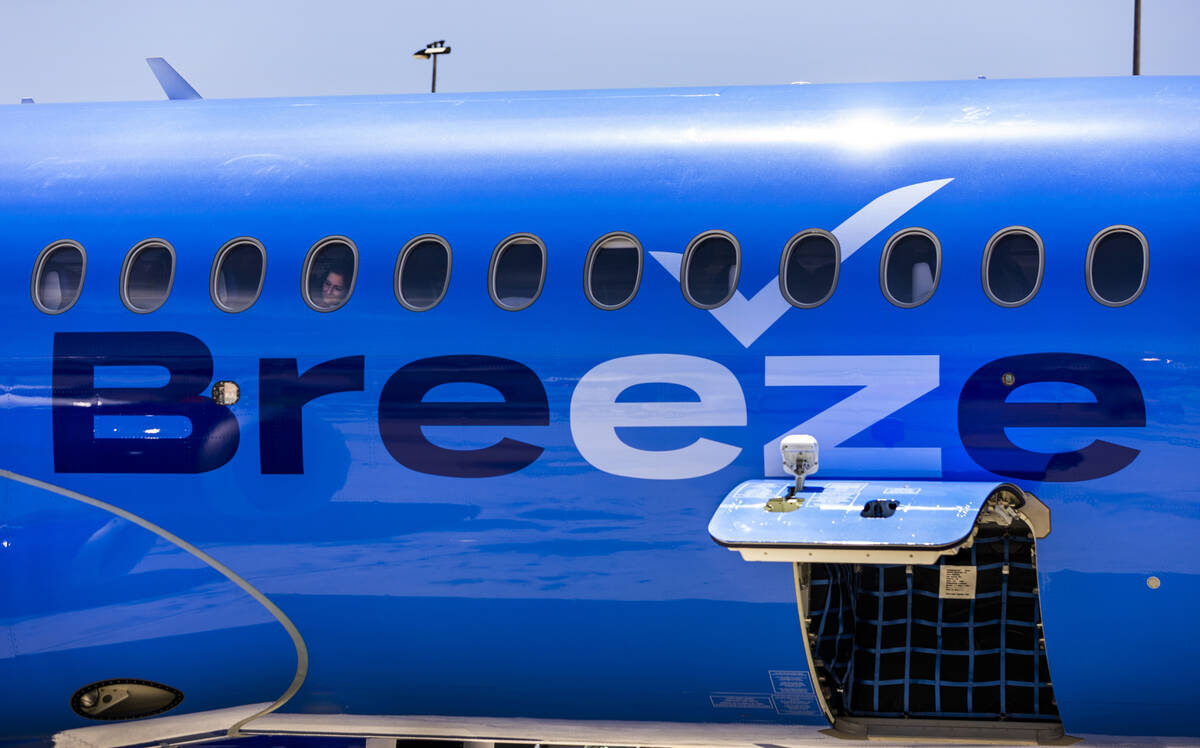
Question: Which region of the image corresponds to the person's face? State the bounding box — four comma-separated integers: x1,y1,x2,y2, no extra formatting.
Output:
322,271,347,306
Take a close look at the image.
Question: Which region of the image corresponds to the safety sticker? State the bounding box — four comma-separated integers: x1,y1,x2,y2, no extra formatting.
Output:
731,482,789,500
883,486,921,495
939,565,977,599
710,693,775,709
806,482,867,508
769,669,813,694
768,670,820,715
772,692,820,716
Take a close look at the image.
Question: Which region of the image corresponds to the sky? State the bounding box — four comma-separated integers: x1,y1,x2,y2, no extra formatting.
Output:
1,0,1199,104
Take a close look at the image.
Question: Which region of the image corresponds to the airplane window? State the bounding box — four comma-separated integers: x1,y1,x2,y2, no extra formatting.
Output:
780,230,840,308
31,240,86,314
881,229,940,307
211,238,266,313
584,232,642,310
489,234,546,311
683,231,740,309
1087,226,1147,306
396,235,451,311
120,240,175,313
983,228,1044,306
303,237,358,312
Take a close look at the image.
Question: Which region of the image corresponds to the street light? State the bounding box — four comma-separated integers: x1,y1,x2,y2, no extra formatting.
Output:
413,40,451,93
1133,0,1141,75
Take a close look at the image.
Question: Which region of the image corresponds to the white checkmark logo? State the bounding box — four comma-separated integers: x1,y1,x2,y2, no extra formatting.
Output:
650,178,954,347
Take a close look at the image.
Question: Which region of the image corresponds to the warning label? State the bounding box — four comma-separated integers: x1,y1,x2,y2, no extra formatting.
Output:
768,670,820,716
768,669,812,694
806,482,867,508
709,693,775,709
772,692,820,716
939,565,977,599
732,482,788,500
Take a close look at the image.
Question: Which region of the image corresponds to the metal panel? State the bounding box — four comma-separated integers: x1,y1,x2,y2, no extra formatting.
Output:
709,480,1014,564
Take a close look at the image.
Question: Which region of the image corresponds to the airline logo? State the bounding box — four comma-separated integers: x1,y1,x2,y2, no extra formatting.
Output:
52,333,1143,483
45,180,1144,484
650,178,954,347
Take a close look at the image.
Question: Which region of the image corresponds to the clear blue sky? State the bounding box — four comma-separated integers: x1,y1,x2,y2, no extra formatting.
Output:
2,0,1198,103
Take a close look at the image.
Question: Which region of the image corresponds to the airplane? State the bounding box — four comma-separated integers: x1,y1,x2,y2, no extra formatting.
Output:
1,66,1197,748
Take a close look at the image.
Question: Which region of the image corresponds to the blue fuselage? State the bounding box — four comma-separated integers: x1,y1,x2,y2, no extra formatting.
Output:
1,76,1198,742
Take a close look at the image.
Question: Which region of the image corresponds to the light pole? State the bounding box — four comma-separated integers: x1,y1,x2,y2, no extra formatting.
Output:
1133,0,1142,75
413,40,451,93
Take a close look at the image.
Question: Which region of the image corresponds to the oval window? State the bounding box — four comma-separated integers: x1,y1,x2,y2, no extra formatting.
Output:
983,228,1044,307
211,238,266,313
780,230,840,308
396,235,451,311
302,237,358,312
584,233,642,310
121,239,175,313
31,240,86,314
489,234,546,311
880,229,940,307
1087,226,1147,306
683,231,739,309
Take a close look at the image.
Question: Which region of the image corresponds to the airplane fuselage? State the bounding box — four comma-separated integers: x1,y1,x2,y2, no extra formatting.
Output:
1,76,1197,743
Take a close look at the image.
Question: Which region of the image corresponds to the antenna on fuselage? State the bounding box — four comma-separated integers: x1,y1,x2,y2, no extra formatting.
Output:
1133,0,1142,75
146,57,203,100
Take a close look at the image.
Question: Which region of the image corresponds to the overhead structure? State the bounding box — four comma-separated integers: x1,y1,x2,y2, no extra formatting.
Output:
413,40,451,93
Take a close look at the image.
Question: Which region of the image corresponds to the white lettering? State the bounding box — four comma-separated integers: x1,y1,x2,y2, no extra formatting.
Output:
763,355,941,477
571,354,745,479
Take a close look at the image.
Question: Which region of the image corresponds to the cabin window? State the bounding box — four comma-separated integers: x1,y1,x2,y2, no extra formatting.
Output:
211,238,266,313
682,231,740,309
584,232,642,310
983,228,1044,307
396,235,451,311
881,229,940,307
302,237,358,312
1087,226,1147,306
780,230,840,308
31,240,86,314
120,239,175,313
489,234,546,311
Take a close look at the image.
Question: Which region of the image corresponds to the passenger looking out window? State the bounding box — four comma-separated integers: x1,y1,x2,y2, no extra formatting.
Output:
304,239,357,312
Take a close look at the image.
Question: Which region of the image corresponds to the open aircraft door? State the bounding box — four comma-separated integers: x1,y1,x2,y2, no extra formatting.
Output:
709,478,1070,744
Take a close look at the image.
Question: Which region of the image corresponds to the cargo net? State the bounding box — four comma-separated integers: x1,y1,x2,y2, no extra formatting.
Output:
806,521,1057,720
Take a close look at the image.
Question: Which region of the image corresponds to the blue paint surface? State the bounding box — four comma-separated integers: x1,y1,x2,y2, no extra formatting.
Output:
0,76,1198,740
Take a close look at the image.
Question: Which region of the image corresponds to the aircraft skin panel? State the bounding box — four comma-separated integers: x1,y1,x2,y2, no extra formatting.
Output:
0,474,298,741
0,76,1197,741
